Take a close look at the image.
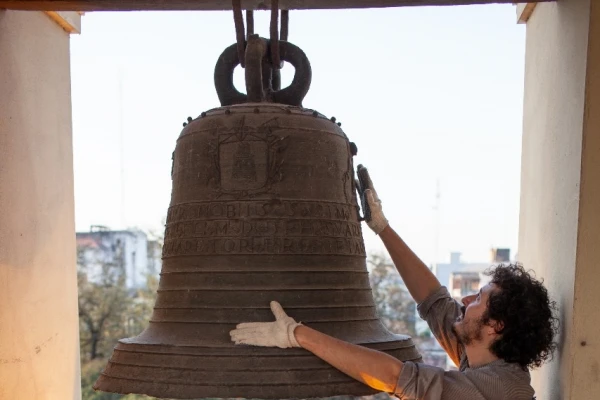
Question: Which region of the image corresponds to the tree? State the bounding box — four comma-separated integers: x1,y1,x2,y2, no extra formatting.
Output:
77,244,132,361
367,252,416,336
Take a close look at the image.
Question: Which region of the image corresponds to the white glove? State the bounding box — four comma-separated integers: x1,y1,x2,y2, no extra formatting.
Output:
229,301,302,348
356,164,389,235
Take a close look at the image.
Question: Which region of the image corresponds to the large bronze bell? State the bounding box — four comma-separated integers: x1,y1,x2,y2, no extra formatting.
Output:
94,35,421,399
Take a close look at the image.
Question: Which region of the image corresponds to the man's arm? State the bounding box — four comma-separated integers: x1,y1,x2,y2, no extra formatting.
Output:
230,302,404,393
379,224,463,366
294,325,403,393
379,225,441,304
295,329,512,400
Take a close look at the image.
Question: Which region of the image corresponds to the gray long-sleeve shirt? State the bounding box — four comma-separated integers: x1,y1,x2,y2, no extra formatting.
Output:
393,286,535,400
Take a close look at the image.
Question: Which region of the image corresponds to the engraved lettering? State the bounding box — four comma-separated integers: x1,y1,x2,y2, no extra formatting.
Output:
197,204,209,219
227,204,237,218
211,204,223,217
164,237,366,256
164,199,364,256
283,238,294,253
218,221,228,235
257,204,267,217
335,205,350,220
168,219,361,239
168,201,354,222
264,238,274,253
284,202,295,217
228,221,241,236
252,237,263,253
223,239,236,253
300,220,312,235
239,239,249,253
345,224,353,237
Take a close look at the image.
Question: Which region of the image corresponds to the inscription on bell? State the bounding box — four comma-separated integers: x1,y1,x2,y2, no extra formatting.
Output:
163,237,366,256
164,200,365,257
166,219,362,239
221,140,267,191
167,200,353,222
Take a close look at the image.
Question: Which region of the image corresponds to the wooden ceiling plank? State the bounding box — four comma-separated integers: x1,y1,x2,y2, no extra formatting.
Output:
0,1,550,12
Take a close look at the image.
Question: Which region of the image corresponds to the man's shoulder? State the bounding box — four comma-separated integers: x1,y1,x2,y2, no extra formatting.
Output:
462,360,534,398
464,359,530,377
399,360,534,400
417,286,461,321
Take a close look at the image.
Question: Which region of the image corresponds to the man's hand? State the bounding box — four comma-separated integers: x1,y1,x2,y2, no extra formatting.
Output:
229,301,302,349
356,164,389,235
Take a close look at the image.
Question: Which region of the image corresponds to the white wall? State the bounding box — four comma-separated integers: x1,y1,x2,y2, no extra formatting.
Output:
0,10,81,400
520,1,600,398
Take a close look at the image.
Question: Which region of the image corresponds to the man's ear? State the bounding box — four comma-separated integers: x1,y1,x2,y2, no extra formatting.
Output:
488,319,504,335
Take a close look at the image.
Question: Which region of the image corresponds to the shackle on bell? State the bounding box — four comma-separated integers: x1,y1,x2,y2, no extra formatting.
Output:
214,34,312,107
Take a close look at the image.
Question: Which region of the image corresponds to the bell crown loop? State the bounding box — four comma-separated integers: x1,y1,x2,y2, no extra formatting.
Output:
214,35,312,107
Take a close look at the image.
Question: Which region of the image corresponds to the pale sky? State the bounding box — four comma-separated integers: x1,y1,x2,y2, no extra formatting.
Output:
70,4,526,267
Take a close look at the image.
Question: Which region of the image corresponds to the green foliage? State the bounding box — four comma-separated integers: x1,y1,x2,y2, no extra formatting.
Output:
78,271,131,361
367,252,417,336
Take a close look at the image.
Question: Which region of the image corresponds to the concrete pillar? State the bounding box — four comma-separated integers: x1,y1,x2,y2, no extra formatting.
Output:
0,10,81,400
519,0,600,399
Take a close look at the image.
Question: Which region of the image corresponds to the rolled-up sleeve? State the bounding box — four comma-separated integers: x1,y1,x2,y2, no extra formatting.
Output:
395,362,443,399
394,362,492,400
417,286,463,366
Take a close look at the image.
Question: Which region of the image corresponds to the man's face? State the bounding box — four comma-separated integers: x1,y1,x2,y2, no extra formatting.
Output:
453,283,498,345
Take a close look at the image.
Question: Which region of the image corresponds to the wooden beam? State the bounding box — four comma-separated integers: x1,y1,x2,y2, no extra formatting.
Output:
0,0,555,12
516,3,537,24
44,11,82,33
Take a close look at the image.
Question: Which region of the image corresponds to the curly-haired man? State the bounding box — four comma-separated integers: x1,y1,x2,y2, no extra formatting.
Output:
230,165,559,400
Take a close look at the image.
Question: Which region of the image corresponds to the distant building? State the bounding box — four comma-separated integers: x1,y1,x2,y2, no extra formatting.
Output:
449,271,481,301
76,225,162,289
433,248,511,301
146,238,163,278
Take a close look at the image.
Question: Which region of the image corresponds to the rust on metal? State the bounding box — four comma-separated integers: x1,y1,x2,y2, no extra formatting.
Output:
281,9,289,42
268,1,290,69
232,0,246,67
270,0,281,69
244,35,268,102
246,9,254,36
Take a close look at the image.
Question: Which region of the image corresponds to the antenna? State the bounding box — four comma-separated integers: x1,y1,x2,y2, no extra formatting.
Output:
118,67,126,229
433,178,441,275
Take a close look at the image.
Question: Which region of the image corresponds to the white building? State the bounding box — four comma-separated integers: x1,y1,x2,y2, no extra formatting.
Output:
76,225,162,290
435,249,511,301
